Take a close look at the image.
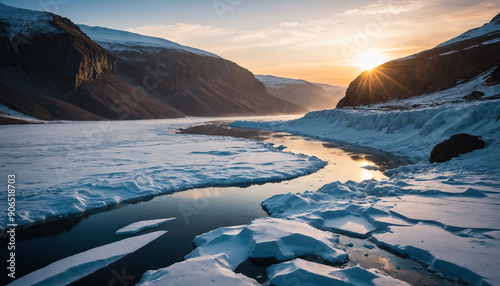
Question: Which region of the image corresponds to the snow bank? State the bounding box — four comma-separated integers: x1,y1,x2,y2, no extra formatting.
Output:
78,25,219,58
266,258,410,286
0,119,325,229
137,254,259,286
232,98,500,163
186,217,347,269
8,231,166,286
115,218,176,235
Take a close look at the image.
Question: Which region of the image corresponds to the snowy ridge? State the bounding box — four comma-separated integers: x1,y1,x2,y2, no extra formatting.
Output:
255,75,311,89
435,15,500,48
0,3,61,36
78,25,219,58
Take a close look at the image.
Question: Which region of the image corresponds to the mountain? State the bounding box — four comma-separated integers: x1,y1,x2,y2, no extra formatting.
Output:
337,13,500,108
0,4,305,122
78,26,306,117
0,4,182,121
256,75,346,111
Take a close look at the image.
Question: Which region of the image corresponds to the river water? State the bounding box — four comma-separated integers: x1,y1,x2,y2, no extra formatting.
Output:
1,119,454,286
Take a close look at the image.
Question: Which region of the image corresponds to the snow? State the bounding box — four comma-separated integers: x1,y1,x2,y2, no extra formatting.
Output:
255,75,312,89
78,25,219,58
185,217,348,269
0,103,45,123
435,18,500,48
8,231,166,286
137,254,259,286
229,71,500,285
266,259,410,286
115,218,176,235
0,118,325,229
0,4,61,37
438,50,458,56
373,223,500,285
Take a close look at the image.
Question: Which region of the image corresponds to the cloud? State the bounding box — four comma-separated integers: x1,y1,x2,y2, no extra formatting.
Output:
340,0,426,16
127,23,231,43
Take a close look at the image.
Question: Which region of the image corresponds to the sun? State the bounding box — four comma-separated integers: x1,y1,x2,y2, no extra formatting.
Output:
355,50,387,71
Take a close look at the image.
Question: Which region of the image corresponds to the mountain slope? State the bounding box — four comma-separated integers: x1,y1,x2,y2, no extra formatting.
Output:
0,4,182,120
0,4,305,122
337,12,500,108
79,25,307,117
256,75,345,111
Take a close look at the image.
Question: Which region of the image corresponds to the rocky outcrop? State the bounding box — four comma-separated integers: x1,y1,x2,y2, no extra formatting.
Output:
338,13,500,108
429,134,486,163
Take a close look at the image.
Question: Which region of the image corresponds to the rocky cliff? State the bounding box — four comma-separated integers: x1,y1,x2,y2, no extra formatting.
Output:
338,13,500,108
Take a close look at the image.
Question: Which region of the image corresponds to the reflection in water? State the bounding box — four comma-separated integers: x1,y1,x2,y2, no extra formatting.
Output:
173,188,222,200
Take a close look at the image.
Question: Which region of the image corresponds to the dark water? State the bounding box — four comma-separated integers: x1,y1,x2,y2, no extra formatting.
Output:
1,123,453,286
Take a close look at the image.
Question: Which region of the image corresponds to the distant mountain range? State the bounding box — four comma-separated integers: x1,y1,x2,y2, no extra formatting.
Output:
256,75,346,111
338,12,500,107
0,4,306,122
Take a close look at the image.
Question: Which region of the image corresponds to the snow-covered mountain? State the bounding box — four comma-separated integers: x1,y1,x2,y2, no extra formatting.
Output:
338,12,500,107
77,25,306,117
0,4,305,122
256,75,346,111
79,25,218,58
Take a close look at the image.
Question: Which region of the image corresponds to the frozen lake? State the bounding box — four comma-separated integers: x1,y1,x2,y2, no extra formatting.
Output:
0,117,449,285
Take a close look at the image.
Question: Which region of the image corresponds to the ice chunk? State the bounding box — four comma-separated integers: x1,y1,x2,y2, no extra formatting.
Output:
373,223,500,285
265,258,409,286
186,217,347,269
137,254,259,286
115,218,176,235
8,231,166,286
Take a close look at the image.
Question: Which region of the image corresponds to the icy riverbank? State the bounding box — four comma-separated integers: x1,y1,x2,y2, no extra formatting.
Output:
0,118,325,229
145,86,500,284
228,93,500,284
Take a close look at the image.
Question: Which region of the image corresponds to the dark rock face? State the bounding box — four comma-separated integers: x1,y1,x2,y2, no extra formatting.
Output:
338,14,500,108
110,49,307,116
487,64,500,85
429,134,486,163
463,91,484,101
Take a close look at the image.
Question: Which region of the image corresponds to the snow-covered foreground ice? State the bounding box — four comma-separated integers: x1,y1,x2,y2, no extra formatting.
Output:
0,118,324,229
230,88,500,284
186,217,348,269
265,258,410,286
115,218,176,235
137,254,260,286
8,231,166,286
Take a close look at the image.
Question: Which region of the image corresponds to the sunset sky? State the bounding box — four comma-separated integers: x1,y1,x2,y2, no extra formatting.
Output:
3,0,500,86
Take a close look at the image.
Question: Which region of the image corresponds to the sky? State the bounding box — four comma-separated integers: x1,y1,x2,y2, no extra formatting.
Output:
1,0,500,86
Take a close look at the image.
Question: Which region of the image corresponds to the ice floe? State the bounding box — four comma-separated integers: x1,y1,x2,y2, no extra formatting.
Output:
265,258,410,286
8,231,166,286
137,254,259,286
185,217,348,269
115,218,176,235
